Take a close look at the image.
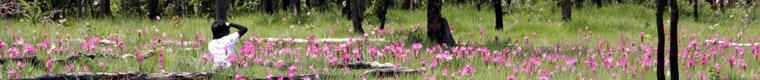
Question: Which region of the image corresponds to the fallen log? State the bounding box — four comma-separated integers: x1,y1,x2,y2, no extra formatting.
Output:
255,38,387,43
10,72,213,80
333,61,395,69
10,72,333,80
0,56,40,65
264,74,335,80
705,40,760,46
361,67,426,77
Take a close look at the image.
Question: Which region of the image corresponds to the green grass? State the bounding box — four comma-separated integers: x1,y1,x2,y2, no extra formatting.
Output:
1,2,760,80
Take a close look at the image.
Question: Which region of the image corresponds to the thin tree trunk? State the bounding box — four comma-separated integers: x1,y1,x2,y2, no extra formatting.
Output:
494,0,504,30
173,0,183,16
562,0,572,21
376,0,392,29
215,0,229,22
77,0,83,18
350,0,365,33
101,0,112,17
655,0,667,79
596,0,603,7
693,0,699,21
668,0,680,79
148,0,160,20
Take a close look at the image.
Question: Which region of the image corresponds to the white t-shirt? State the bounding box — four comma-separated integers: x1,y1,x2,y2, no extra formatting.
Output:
208,32,240,68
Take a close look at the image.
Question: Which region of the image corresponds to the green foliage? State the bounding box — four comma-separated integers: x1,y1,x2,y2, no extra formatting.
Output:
18,0,47,24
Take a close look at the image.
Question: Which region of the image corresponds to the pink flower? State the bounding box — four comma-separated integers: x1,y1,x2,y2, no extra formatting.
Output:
303,77,312,80
235,72,245,80
434,52,453,61
7,47,19,57
135,49,144,62
412,43,423,51
341,53,350,62
7,69,17,78
46,59,54,72
288,65,297,78
195,33,205,42
266,72,273,78
23,44,37,53
429,61,438,68
425,76,436,80
308,35,316,43
16,61,25,68
98,61,105,68
479,28,486,37
202,53,213,61
65,63,74,72
460,64,473,75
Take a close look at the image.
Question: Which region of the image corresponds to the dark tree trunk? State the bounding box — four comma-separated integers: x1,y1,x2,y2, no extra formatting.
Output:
595,0,603,7
403,0,417,9
77,0,84,18
120,0,142,16
719,0,724,12
746,0,753,7
148,0,160,20
693,0,699,21
618,0,625,3
375,0,393,29
343,0,350,17
290,0,302,22
173,0,184,16
668,0,680,79
350,0,365,33
215,0,229,22
263,0,276,14
427,0,456,46
100,0,112,17
494,0,504,30
655,0,667,79
709,0,717,11
282,0,291,10
476,0,486,11
561,0,572,21
576,0,585,8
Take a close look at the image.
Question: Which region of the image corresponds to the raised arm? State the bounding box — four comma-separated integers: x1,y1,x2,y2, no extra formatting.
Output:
226,23,248,38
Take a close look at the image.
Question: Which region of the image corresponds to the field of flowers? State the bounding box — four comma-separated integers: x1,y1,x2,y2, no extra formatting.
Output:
1,4,760,80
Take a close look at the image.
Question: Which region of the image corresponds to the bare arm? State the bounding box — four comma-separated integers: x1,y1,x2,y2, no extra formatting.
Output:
226,23,248,38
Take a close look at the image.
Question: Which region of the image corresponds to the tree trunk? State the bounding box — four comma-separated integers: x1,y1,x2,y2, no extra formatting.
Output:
576,0,585,8
596,0,603,7
668,0,680,79
263,0,275,14
100,0,112,17
494,0,504,30
476,0,486,11
376,0,393,29
427,0,456,46
562,0,572,21
719,0,724,12
655,0,667,79
693,0,699,21
350,0,365,33
215,0,229,22
77,0,83,18
148,0,160,20
173,0,183,16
